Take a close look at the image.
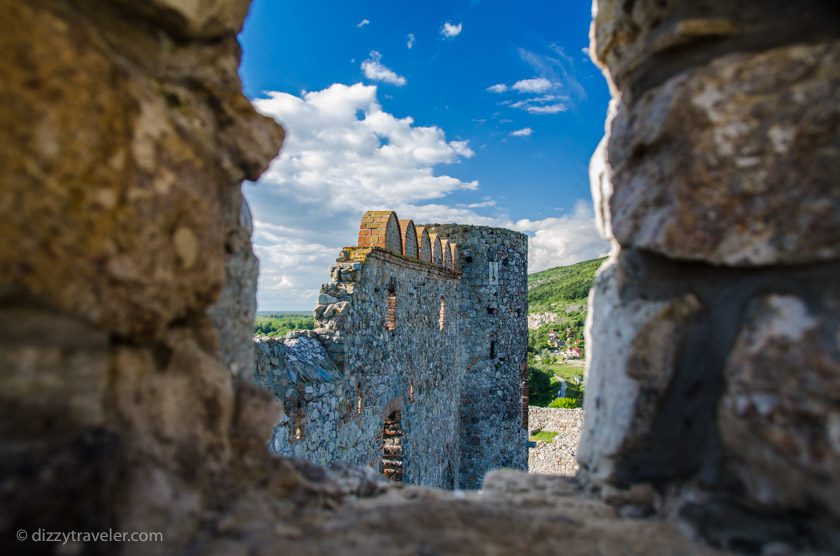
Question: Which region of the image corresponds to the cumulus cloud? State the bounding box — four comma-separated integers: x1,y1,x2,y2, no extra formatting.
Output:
487,78,568,114
440,21,463,38
361,51,407,86
512,77,553,93
356,18,370,28
510,127,532,137
407,33,415,49
247,83,607,309
513,201,611,273
247,83,480,308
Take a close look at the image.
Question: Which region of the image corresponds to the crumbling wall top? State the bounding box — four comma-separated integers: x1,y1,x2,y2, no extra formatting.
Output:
415,226,433,264
399,219,419,259
358,211,403,256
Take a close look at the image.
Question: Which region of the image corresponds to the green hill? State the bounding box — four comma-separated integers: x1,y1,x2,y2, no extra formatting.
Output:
527,257,606,407
528,257,606,314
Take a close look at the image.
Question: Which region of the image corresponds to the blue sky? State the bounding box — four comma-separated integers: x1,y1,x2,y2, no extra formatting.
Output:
239,0,611,310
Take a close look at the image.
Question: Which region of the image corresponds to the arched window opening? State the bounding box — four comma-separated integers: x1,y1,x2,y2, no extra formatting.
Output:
439,297,446,331
381,410,404,482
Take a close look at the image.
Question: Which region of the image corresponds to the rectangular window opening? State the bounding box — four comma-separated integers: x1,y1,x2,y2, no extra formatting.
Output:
386,291,397,331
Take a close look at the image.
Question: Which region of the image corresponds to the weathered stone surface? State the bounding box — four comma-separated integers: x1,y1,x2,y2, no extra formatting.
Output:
528,407,584,476
428,224,530,488
590,0,840,99
719,293,840,521
0,0,283,340
120,0,253,39
208,196,260,376
579,255,701,485
0,0,284,551
189,470,724,556
601,42,840,265
0,302,109,439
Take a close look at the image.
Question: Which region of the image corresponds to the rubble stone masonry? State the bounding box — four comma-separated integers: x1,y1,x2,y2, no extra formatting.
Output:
254,212,529,489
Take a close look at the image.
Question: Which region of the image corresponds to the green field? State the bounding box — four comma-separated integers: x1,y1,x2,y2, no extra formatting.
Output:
529,430,558,443
254,311,314,337
542,363,584,383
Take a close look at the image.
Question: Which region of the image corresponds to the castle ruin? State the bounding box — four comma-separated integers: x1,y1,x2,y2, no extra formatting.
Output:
254,211,529,489
2,0,838,553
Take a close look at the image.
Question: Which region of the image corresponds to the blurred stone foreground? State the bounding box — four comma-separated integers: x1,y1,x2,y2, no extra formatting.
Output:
0,0,837,554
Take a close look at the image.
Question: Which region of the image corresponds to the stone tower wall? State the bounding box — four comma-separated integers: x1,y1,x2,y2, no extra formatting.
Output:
426,225,530,489
580,0,840,550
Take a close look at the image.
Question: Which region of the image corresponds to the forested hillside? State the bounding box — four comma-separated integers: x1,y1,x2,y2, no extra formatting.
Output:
527,257,606,407
528,257,606,313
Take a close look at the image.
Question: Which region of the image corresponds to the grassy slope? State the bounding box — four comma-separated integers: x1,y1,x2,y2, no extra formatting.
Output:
528,257,606,314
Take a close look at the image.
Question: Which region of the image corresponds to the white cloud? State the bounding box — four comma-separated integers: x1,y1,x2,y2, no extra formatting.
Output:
247,83,607,309
356,18,370,28
510,127,532,137
361,51,407,86
518,45,587,103
247,83,480,308
440,21,463,38
510,95,568,114
407,33,415,49
513,201,611,273
487,46,587,117
512,77,553,93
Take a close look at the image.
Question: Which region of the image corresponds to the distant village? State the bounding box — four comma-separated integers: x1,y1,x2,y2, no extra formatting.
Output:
544,328,583,360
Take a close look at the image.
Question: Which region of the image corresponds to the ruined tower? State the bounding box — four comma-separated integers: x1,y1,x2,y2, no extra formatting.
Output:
254,212,528,489
426,225,529,489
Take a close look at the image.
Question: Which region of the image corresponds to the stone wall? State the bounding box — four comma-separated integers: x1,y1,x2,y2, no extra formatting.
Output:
528,407,583,476
580,0,840,552
255,244,463,489
427,225,530,489
254,214,528,490
0,0,289,551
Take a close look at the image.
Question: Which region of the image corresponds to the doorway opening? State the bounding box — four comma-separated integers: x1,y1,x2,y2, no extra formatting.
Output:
381,409,404,482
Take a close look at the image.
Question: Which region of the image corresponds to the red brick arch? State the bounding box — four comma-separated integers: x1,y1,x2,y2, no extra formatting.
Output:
358,211,403,255
440,240,452,271
399,220,418,259
449,243,461,272
415,226,432,263
428,233,443,267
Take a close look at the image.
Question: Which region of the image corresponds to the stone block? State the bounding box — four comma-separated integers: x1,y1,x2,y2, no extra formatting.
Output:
718,293,840,521
599,42,840,266
578,255,701,485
